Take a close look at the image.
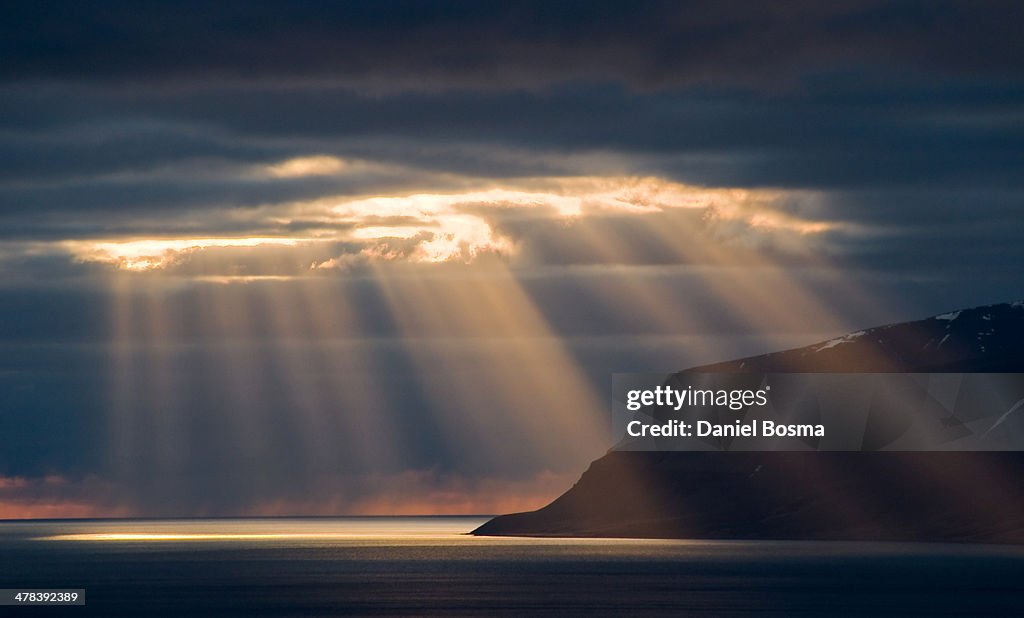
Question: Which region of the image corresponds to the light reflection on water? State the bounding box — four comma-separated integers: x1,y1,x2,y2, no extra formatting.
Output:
6,516,1024,558
4,517,1024,616
26,516,492,542
17,517,735,555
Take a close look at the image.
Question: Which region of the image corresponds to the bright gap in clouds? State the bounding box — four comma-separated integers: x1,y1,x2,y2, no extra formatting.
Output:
263,155,348,178
56,174,845,274
64,237,302,271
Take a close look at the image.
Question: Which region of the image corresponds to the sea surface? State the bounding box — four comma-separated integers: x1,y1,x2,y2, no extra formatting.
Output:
2,517,1023,616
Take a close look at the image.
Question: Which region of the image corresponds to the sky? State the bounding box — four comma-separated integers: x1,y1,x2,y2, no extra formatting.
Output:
1,0,1023,517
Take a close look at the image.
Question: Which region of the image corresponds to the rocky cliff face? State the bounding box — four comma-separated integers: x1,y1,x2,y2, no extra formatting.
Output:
473,301,1024,542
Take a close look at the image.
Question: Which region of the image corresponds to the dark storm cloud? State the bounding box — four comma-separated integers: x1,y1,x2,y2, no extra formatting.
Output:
0,0,1016,295
0,1,1020,245
2,1,1022,87
0,159,452,221
0,79,1021,244
6,79,1023,162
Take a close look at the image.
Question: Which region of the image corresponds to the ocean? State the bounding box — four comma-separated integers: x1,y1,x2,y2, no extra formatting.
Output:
1,517,1023,616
